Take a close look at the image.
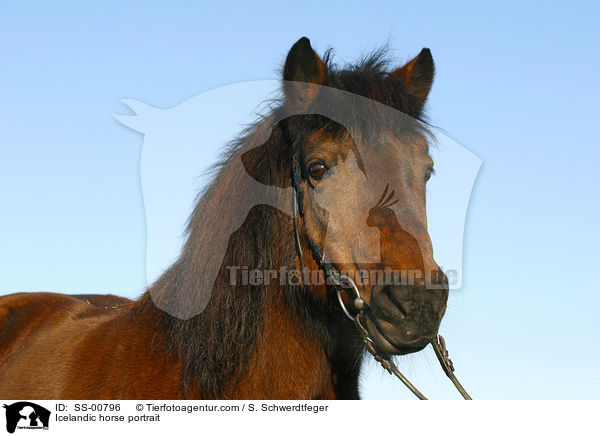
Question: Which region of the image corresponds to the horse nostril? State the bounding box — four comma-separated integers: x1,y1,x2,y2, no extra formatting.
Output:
383,286,413,317
372,283,448,322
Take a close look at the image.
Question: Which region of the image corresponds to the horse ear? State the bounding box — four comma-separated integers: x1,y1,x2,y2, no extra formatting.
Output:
390,48,435,112
283,37,326,110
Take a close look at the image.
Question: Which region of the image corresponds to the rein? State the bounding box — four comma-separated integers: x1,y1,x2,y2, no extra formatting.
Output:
288,137,472,400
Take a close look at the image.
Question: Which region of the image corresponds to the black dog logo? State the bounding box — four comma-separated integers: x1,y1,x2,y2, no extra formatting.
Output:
3,402,50,433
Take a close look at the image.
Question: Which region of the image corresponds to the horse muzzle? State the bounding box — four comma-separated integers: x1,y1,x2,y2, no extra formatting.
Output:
365,281,449,355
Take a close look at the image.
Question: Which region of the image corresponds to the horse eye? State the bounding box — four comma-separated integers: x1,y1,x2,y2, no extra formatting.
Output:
308,162,328,180
424,167,434,182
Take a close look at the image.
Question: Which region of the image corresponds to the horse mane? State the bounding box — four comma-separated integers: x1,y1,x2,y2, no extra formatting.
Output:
132,46,427,398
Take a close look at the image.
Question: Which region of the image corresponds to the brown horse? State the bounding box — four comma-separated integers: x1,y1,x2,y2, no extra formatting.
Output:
0,37,448,399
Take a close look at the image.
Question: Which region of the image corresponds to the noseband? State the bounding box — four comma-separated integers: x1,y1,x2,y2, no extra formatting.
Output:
289,137,472,400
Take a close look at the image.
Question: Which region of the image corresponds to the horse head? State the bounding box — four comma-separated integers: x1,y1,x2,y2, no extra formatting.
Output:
277,38,448,355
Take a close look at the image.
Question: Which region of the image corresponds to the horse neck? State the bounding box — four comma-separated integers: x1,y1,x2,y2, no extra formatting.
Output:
134,203,363,398
214,211,364,398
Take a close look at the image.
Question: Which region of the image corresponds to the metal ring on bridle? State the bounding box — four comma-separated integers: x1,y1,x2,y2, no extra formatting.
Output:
336,274,364,320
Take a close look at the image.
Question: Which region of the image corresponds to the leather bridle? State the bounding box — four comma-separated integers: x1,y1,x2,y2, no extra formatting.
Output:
289,136,472,400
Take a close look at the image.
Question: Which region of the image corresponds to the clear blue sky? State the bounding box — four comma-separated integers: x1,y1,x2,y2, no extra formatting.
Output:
1,1,599,399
